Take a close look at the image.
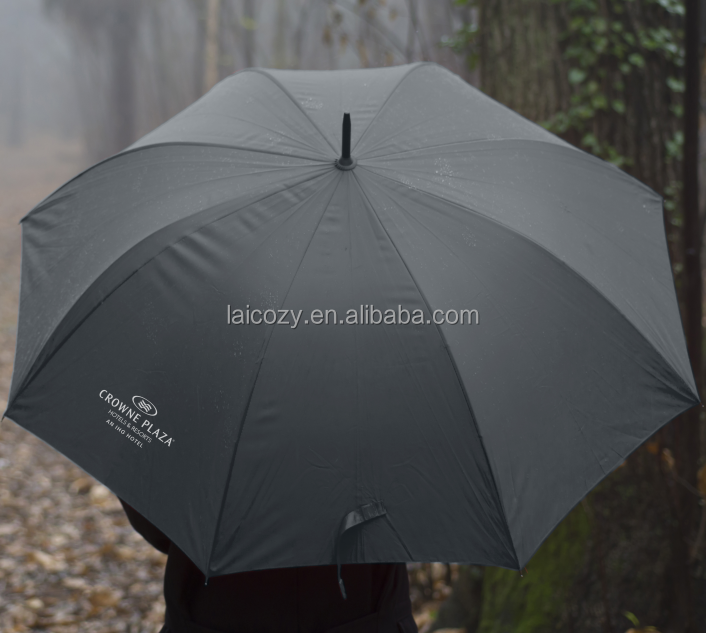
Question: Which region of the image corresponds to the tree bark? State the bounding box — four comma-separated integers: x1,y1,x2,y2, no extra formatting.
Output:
477,0,570,126
108,1,138,154
671,0,702,630
203,0,221,92
243,0,256,68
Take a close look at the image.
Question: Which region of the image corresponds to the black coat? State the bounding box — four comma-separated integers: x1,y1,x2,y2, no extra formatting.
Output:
120,500,418,633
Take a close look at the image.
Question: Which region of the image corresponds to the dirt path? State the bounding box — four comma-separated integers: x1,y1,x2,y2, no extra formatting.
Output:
0,135,167,633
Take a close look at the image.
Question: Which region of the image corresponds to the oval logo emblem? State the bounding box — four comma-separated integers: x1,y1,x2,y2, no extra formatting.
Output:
132,395,157,416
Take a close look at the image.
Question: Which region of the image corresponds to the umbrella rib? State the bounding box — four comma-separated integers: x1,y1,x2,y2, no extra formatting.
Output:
203,174,343,580
21,141,330,223
247,69,339,157
349,172,520,569
359,165,698,403
360,137,501,161
360,136,578,162
362,138,657,198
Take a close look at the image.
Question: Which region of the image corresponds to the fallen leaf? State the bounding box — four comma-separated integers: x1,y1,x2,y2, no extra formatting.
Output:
62,577,89,590
89,484,111,505
69,477,93,495
0,522,19,536
115,545,138,561
88,587,123,609
28,550,66,572
645,440,660,456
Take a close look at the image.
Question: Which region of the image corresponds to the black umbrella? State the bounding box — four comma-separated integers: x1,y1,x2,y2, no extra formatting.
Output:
5,63,698,590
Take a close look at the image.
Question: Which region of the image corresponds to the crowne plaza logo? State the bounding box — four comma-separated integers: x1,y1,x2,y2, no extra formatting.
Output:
99,389,174,447
132,395,157,416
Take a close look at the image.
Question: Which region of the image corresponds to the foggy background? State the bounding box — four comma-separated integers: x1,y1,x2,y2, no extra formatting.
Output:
0,0,473,164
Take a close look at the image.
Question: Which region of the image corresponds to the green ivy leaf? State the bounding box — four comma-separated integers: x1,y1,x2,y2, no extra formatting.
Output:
666,130,685,161
670,104,684,117
577,104,595,119
593,17,607,33
624,612,641,628
568,68,587,84
667,76,685,92
593,35,608,53
612,99,626,114
651,0,685,16
628,52,645,68
592,94,608,109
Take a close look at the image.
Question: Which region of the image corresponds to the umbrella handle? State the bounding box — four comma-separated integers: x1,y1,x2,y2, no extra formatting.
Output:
335,501,387,599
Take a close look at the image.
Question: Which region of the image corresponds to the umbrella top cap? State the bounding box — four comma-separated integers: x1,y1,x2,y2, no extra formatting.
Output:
335,113,357,171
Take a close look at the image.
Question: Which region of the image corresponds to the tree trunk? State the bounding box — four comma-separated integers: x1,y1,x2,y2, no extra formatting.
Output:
272,0,289,69
476,0,698,628
108,1,137,154
477,0,570,126
243,0,256,68
671,0,702,630
203,0,221,92
7,41,24,147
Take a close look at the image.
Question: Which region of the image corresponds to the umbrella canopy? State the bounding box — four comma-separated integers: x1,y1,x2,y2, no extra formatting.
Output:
5,63,698,582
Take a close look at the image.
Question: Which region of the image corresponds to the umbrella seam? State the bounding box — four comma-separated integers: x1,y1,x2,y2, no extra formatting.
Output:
203,173,343,579
139,111,329,155
359,137,501,161
359,165,697,403
20,141,331,223
361,139,661,203
344,174,363,518
247,68,339,157
349,171,521,569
